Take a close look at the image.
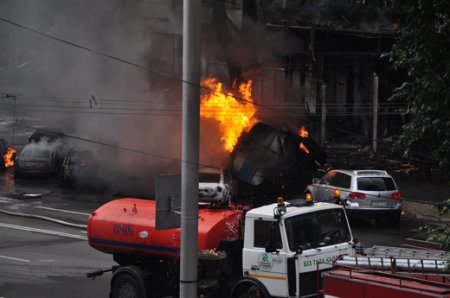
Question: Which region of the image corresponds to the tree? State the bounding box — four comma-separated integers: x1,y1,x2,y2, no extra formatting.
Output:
354,0,450,249
427,198,450,250
381,0,450,175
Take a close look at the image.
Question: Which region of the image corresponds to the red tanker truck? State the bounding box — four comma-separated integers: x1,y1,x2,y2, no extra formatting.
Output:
87,196,355,297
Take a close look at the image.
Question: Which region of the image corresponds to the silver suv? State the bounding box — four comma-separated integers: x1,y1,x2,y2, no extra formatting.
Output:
305,169,402,225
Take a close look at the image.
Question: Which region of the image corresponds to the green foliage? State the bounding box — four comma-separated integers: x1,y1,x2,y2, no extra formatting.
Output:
383,0,450,176
427,228,450,250
355,0,450,249
427,198,450,250
386,1,450,249
436,198,450,216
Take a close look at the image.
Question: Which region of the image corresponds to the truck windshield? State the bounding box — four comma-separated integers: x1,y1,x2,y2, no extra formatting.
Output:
285,209,351,251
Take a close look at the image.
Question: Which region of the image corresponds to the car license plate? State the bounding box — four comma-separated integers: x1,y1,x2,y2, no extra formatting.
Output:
371,200,387,207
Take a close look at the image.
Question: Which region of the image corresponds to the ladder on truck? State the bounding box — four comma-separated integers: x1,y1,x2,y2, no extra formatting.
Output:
336,245,450,274
320,246,450,297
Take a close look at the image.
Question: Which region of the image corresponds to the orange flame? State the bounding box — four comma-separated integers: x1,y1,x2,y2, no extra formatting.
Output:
200,78,258,152
298,126,309,154
3,146,16,167
299,143,310,154
298,126,309,138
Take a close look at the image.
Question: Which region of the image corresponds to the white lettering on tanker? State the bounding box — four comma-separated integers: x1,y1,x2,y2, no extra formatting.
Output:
258,252,274,271
113,224,134,236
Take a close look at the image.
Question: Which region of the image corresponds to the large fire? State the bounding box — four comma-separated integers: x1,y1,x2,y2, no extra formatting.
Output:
3,146,16,168
200,78,258,152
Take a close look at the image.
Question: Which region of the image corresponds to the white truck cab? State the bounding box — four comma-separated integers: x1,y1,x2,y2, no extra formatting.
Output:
240,198,354,297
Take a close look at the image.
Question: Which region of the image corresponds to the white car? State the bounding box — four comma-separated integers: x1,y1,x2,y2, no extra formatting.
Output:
305,169,402,225
198,168,234,206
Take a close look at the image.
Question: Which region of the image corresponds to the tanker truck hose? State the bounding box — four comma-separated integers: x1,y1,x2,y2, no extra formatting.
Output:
0,208,87,229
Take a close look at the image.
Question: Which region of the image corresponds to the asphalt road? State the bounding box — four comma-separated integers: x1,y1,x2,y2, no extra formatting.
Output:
0,173,115,298
0,170,438,297
0,212,112,297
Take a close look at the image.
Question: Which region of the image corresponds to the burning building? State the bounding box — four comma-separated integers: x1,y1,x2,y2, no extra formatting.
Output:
202,0,403,150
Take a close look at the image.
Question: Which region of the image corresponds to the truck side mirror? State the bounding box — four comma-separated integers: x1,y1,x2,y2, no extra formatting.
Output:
312,178,320,184
265,243,277,253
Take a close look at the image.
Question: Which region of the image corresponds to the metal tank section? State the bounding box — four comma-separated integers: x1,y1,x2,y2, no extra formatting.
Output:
230,122,326,204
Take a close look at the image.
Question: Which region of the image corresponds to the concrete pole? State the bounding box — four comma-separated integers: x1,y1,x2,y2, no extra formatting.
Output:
320,82,327,147
12,95,16,146
180,0,201,297
372,73,379,153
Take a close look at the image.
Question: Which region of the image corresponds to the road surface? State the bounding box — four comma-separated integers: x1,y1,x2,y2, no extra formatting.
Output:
0,170,436,297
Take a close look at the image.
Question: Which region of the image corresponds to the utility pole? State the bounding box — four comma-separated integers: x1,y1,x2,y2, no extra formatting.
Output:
3,94,17,146
372,73,379,154
320,81,327,147
180,0,201,297
11,95,16,146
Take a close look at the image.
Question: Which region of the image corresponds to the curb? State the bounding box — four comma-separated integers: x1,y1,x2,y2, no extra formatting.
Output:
0,208,87,229
402,200,450,224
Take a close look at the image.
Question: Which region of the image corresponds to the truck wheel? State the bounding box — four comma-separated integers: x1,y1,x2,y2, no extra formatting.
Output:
230,278,270,298
111,273,145,298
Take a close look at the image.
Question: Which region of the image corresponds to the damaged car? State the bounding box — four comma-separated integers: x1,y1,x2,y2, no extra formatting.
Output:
61,149,107,190
14,129,70,177
198,167,234,206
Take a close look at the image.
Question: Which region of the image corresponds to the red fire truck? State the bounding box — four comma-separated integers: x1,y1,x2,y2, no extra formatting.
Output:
323,246,450,297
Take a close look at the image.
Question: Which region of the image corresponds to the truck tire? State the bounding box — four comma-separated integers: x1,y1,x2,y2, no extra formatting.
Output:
111,272,146,298
230,278,270,298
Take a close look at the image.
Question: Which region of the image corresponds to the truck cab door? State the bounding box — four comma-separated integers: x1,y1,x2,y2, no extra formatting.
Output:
243,219,290,297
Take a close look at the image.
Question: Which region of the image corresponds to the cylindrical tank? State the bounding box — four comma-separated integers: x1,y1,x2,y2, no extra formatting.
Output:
88,198,243,258
231,122,325,187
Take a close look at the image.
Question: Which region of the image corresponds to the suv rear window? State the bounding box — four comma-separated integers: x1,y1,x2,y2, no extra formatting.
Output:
357,177,396,191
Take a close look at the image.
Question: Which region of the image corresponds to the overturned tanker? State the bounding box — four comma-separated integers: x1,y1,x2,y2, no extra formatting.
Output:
230,122,326,205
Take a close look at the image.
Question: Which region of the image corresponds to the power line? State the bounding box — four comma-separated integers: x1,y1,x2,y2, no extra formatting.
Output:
10,94,409,109
7,92,408,114
0,16,305,120
18,108,407,117
18,109,182,116
18,94,172,104
10,101,407,112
